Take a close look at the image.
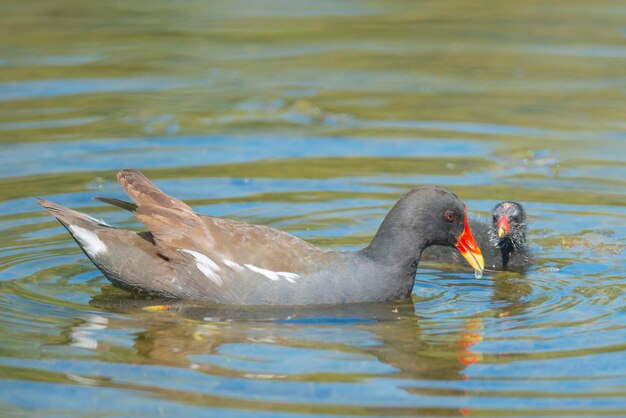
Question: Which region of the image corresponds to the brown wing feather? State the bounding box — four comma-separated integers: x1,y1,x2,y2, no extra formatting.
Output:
196,215,325,271
117,169,193,213
133,205,213,261
115,169,209,260
116,169,329,274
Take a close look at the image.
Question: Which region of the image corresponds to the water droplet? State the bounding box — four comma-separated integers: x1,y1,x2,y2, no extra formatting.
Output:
474,269,483,279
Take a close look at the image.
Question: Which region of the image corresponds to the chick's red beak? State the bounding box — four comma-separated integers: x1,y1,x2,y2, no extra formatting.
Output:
497,216,510,238
455,207,484,272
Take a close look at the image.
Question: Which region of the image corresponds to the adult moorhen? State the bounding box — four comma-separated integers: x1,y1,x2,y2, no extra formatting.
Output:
422,201,532,272
39,169,484,305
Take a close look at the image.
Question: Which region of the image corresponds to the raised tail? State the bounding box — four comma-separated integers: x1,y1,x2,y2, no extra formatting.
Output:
38,197,114,262
38,198,111,229
38,197,178,296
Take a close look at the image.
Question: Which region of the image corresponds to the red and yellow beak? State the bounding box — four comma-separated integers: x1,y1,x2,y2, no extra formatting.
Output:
497,216,510,238
455,207,484,272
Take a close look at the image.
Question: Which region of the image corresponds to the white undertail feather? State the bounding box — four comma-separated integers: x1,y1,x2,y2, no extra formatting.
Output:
68,225,107,257
180,249,223,286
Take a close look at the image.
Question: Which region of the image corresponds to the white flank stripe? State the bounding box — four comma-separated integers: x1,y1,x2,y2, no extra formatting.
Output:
195,264,223,286
69,225,107,256
180,249,222,286
244,264,280,280
223,259,245,272
181,249,220,271
278,272,299,283
244,264,300,283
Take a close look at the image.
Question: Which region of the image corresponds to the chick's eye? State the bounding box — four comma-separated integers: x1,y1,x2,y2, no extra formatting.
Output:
444,211,455,223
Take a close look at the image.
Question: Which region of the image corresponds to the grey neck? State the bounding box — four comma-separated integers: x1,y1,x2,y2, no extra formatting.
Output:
358,192,433,276
361,221,427,268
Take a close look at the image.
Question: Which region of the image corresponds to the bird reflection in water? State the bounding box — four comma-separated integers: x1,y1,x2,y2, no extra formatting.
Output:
54,277,534,416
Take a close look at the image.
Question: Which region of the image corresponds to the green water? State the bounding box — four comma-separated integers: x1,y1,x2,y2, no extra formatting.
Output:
1,1,625,416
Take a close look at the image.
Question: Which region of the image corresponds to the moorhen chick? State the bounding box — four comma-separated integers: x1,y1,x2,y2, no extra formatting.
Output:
422,201,532,272
39,169,484,305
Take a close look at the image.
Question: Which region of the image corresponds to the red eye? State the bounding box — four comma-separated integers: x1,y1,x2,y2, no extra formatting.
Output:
444,211,455,223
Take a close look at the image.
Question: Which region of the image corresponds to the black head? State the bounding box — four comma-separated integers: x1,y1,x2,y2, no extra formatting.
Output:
490,201,527,251
365,186,483,271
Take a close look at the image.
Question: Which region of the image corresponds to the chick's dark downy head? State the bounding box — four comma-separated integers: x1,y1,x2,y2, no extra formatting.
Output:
489,201,527,251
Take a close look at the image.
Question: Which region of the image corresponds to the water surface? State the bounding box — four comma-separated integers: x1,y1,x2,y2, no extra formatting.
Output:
1,1,625,416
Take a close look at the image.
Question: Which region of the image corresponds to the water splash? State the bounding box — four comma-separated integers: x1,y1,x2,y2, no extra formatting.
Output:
474,269,483,279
